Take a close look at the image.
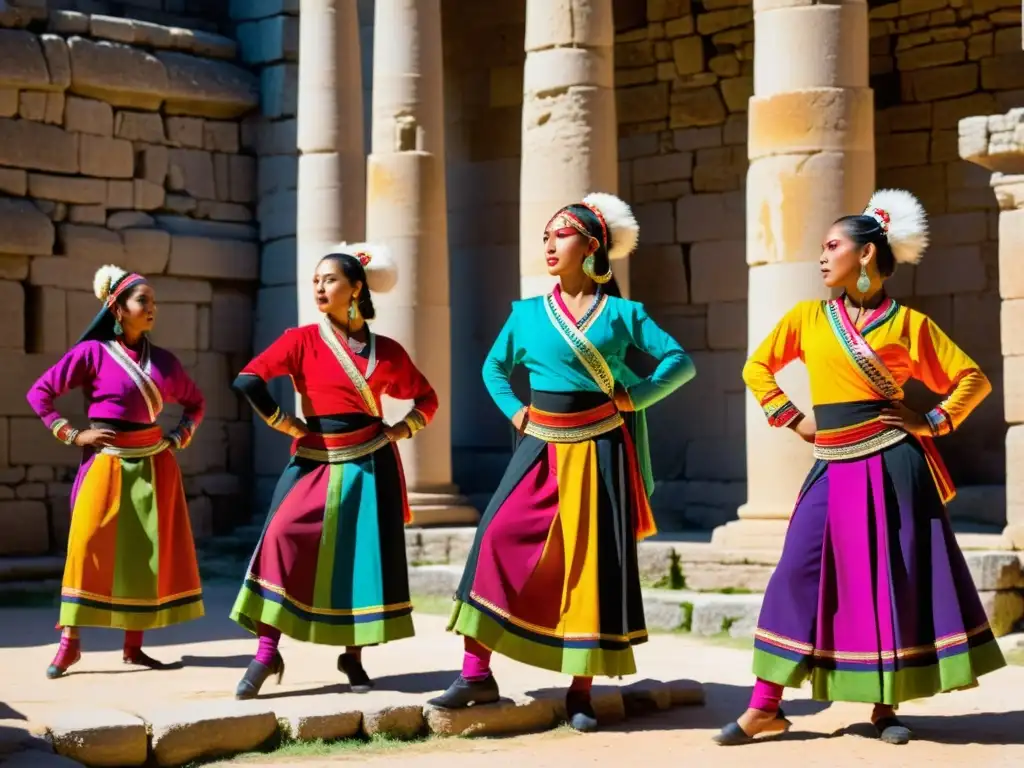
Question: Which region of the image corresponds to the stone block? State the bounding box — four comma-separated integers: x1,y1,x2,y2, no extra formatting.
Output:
361,706,424,740
425,696,559,737
707,300,747,349
48,709,148,767
676,192,745,243
237,15,299,65
59,223,123,263
204,121,239,153
622,680,673,715
147,702,278,767
149,303,198,349
633,201,675,244
255,118,296,156
51,11,90,36
147,276,214,303
0,168,26,197
259,237,295,286
69,204,107,225
195,201,251,222
168,148,217,199
0,29,50,90
63,96,113,138
1000,209,1024,299
965,552,1024,591
167,235,259,280
257,189,297,242
134,179,165,210
121,228,170,273
914,245,987,295
749,88,874,159
106,180,134,209
228,0,299,20
0,279,24,349
909,63,979,102
617,82,670,125
633,152,693,185
878,131,930,168
154,215,258,241
0,255,29,280
29,257,97,290
688,242,748,304
229,155,256,204
115,111,166,143
1003,300,1024,357
0,196,55,255
0,119,78,173
28,174,107,205
0,89,15,118
982,53,1024,91
90,15,137,44
690,595,762,637
44,92,64,125
276,701,361,743
669,86,726,129
80,134,134,179
978,590,1024,636
166,116,204,148
137,143,169,186
897,41,967,70
158,52,260,119
18,91,46,121
631,244,688,306
133,20,176,49
164,194,198,214
30,286,67,353
67,37,168,111
0,500,49,556
214,152,230,200
259,62,298,120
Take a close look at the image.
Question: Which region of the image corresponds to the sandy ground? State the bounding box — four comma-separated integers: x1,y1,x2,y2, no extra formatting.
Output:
2,584,1022,768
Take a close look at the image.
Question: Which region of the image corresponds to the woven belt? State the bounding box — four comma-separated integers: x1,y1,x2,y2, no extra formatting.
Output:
813,417,907,461
523,401,624,444
293,423,390,464
98,426,169,458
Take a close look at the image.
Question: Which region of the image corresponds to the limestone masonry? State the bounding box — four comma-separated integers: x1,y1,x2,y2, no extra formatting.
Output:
0,0,1022,564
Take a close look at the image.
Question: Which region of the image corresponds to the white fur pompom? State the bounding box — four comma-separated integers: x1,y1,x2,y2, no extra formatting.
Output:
93,264,127,302
582,192,640,261
864,189,929,265
335,242,398,294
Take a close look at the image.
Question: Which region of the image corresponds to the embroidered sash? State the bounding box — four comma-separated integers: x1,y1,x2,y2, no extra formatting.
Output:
823,298,955,503
103,339,163,422
542,292,657,540
318,315,380,418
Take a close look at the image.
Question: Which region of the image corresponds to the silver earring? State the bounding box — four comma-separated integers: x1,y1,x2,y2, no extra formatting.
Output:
856,265,871,294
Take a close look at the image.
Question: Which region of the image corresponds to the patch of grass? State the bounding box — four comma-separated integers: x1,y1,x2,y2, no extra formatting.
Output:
411,593,455,616
188,733,434,767
709,586,754,595
677,601,693,632
648,551,687,591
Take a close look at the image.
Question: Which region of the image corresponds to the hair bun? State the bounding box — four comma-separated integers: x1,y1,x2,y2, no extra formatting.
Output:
582,192,639,261
334,242,398,294
93,264,128,302
863,189,929,265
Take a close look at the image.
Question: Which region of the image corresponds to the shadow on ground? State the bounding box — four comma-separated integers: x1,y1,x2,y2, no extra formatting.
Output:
0,583,249,650
0,703,26,721
837,710,1024,746
255,670,462,700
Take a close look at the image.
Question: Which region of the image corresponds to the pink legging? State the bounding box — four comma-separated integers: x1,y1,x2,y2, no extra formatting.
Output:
750,678,783,713
462,637,592,692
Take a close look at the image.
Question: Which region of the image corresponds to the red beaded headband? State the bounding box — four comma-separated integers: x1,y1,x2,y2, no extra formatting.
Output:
867,207,891,234
546,206,608,249
106,273,144,307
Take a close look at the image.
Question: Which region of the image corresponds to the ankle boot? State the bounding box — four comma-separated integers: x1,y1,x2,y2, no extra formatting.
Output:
338,652,374,693
235,652,285,700
427,674,500,709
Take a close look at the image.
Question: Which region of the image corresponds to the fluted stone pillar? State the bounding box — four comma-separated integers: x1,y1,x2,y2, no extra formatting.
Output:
365,0,477,525
296,0,366,329
519,0,622,299
711,0,874,552
959,112,1024,551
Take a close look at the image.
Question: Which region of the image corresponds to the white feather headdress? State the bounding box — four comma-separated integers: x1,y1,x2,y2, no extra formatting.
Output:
332,242,398,294
582,192,640,261
93,264,129,303
863,189,929,265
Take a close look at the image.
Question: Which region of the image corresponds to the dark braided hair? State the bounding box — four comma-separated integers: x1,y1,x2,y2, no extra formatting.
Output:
555,203,622,298
319,253,377,320
833,214,897,278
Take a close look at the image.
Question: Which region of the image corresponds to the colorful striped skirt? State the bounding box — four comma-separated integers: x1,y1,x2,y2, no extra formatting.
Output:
60,423,204,630
231,415,414,646
753,401,1005,705
448,391,656,678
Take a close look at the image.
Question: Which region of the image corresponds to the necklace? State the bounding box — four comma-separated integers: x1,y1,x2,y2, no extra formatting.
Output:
575,287,602,328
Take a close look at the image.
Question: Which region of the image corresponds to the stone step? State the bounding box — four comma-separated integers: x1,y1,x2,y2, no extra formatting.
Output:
0,556,64,582
37,679,704,767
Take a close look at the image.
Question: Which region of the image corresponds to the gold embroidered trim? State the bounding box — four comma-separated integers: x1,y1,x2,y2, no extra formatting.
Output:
247,575,412,617
812,429,907,461
293,433,391,464
318,315,379,417
469,590,647,643
99,439,170,458
103,338,163,422
523,412,624,443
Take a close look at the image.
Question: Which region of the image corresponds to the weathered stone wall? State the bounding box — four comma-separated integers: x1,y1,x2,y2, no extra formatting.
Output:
610,0,1020,530
0,11,260,558
444,0,527,505
4,0,233,34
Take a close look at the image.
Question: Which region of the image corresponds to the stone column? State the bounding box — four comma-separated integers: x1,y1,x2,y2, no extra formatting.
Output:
711,0,874,552
365,0,477,525
296,0,366,329
519,0,621,299
959,112,1024,550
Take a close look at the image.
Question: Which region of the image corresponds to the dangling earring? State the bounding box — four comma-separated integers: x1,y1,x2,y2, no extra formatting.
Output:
856,265,871,294
112,316,124,337
582,254,613,285
348,299,360,322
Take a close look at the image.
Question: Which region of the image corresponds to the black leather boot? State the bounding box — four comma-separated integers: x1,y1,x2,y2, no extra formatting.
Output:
338,652,374,693
234,652,285,700
427,674,500,708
